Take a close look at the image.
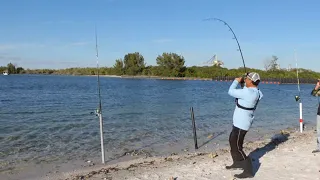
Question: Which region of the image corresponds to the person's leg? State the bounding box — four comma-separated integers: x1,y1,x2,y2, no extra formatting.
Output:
231,126,247,161
226,126,248,169
231,127,254,179
226,127,241,169
312,115,320,153
234,157,254,178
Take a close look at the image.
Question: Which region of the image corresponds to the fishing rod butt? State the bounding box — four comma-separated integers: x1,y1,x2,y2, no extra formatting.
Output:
299,102,303,133
98,113,106,164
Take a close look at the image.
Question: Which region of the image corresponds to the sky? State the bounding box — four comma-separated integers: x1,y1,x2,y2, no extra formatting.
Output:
1,0,320,71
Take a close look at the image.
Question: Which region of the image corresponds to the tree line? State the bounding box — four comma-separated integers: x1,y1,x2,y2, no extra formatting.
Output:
2,52,320,80
0,63,24,74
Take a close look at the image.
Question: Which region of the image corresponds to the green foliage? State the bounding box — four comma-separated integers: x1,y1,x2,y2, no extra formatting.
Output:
156,52,186,77
16,67,24,73
0,66,7,73
2,52,320,81
123,52,145,75
7,63,16,74
113,59,124,75
0,63,24,74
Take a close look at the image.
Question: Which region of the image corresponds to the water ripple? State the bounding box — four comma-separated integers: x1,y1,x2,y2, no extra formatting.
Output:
0,75,318,169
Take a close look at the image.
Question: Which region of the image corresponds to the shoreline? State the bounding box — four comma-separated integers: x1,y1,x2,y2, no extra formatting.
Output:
59,127,320,180
3,126,318,180
6,74,318,84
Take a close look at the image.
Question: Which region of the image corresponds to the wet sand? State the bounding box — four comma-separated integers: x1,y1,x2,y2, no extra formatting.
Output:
6,127,319,180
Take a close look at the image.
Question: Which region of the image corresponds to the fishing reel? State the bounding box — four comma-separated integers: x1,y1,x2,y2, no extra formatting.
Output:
90,108,101,116
240,73,249,88
240,76,245,88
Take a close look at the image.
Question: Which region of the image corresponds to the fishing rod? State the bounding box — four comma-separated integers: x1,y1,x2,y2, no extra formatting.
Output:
294,50,303,133
204,18,247,87
294,50,301,101
94,25,105,164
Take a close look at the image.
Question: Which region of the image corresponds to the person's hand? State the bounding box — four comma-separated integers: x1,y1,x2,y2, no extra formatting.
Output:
316,80,320,90
235,77,243,83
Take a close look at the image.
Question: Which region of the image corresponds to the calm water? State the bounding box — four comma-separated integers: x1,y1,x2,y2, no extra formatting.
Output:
0,74,319,170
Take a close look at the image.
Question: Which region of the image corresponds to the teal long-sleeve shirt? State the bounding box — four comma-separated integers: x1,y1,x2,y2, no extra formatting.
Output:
228,80,263,131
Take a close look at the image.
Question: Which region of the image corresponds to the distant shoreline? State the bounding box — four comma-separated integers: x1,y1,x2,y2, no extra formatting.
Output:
84,74,122,78
4,74,318,84
84,75,317,84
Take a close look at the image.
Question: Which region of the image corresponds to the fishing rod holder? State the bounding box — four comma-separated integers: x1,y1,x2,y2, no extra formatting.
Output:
190,107,198,150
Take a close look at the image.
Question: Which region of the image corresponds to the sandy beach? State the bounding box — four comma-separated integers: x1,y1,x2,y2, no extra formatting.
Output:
10,127,317,180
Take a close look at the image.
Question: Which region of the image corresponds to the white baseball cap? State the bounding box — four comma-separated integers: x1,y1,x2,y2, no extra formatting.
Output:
247,72,260,82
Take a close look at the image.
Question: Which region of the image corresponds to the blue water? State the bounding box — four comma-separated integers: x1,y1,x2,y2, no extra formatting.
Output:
0,74,319,170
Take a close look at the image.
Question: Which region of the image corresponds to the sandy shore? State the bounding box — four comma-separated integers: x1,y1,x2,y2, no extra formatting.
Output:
20,127,317,180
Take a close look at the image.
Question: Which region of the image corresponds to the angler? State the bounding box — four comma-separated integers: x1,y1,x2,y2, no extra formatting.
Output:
207,18,263,178
311,79,320,153
226,72,263,178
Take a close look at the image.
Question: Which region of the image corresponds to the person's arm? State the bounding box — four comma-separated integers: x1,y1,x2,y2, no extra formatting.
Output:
311,81,320,96
228,78,247,99
258,91,263,100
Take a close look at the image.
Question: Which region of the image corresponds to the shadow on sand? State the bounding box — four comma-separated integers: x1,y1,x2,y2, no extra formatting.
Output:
248,132,290,176
198,131,225,149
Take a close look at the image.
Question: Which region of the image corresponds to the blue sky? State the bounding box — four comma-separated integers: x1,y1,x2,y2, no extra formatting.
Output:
1,0,320,71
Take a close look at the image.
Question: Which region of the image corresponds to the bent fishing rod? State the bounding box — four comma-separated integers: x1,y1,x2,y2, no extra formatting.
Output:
204,18,247,87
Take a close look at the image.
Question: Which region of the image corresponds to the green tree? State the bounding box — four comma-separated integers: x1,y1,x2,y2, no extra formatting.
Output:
3,52,320,81
0,66,7,73
156,52,186,77
123,52,145,76
7,63,16,74
16,67,24,74
113,59,124,75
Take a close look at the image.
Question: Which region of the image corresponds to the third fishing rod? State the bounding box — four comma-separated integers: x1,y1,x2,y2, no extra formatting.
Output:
294,50,304,133
94,25,105,164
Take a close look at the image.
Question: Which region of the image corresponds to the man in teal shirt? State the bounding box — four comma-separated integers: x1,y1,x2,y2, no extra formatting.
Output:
225,72,263,178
